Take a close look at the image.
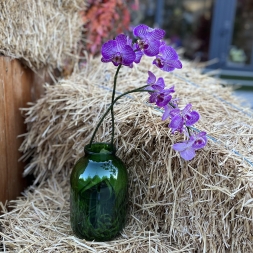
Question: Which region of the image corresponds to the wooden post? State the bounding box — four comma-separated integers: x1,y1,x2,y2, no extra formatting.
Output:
0,57,36,203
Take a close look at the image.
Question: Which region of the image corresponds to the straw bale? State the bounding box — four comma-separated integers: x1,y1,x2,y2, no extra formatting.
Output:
0,0,86,71
1,56,253,252
0,173,190,252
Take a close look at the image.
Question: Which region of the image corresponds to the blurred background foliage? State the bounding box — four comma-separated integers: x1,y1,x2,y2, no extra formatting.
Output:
80,0,131,56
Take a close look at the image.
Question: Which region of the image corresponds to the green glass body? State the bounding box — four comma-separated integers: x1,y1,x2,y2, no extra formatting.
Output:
70,143,128,241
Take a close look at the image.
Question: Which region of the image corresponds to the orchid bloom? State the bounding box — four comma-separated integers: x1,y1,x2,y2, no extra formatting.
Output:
133,24,165,56
173,132,207,160
101,34,136,67
146,71,175,107
153,44,182,72
168,104,200,133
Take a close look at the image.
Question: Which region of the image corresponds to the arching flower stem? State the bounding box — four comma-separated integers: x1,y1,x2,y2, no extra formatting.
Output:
89,85,150,147
111,64,122,146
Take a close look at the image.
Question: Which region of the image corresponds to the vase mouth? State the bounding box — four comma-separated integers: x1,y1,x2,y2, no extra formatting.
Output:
84,143,116,155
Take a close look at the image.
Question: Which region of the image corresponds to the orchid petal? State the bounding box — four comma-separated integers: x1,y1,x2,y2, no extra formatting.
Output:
180,147,196,161
199,131,207,137
147,71,156,85
156,95,172,107
101,40,117,59
101,57,113,63
134,50,143,63
160,64,175,72
133,24,149,38
162,105,172,121
115,34,128,51
159,45,179,60
169,114,184,130
182,104,192,114
160,60,182,72
147,28,165,40
167,59,182,69
173,142,188,152
149,93,158,103
121,45,136,66
163,86,175,94
169,108,180,118
155,77,165,89
151,84,164,91
185,111,200,126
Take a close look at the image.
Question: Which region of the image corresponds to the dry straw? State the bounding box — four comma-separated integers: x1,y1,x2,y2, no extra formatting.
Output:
0,0,86,71
1,56,253,252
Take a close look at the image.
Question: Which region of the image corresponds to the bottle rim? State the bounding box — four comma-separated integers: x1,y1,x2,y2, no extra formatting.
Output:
84,142,116,155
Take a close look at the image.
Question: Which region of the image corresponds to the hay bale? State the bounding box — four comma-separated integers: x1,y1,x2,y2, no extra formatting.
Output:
0,173,186,252
0,0,86,71
1,56,253,252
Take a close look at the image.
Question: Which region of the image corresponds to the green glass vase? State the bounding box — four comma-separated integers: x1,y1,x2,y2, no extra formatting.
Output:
70,143,128,241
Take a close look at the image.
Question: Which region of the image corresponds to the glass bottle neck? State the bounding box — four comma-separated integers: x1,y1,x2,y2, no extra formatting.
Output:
84,143,115,157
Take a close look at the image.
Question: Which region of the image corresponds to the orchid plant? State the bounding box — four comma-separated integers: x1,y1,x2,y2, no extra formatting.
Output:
89,24,207,161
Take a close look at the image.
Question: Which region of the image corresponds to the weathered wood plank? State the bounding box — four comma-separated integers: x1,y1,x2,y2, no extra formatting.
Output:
0,57,8,202
0,57,35,203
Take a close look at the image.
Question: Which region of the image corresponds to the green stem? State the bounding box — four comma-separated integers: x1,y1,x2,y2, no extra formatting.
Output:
111,65,122,146
89,85,150,146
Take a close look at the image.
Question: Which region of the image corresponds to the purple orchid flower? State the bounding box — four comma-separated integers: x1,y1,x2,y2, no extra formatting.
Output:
173,131,207,161
133,24,165,57
101,34,136,67
146,71,175,107
153,44,182,72
168,104,200,133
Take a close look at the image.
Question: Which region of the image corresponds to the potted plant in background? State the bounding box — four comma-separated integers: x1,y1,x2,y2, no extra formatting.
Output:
70,24,207,241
